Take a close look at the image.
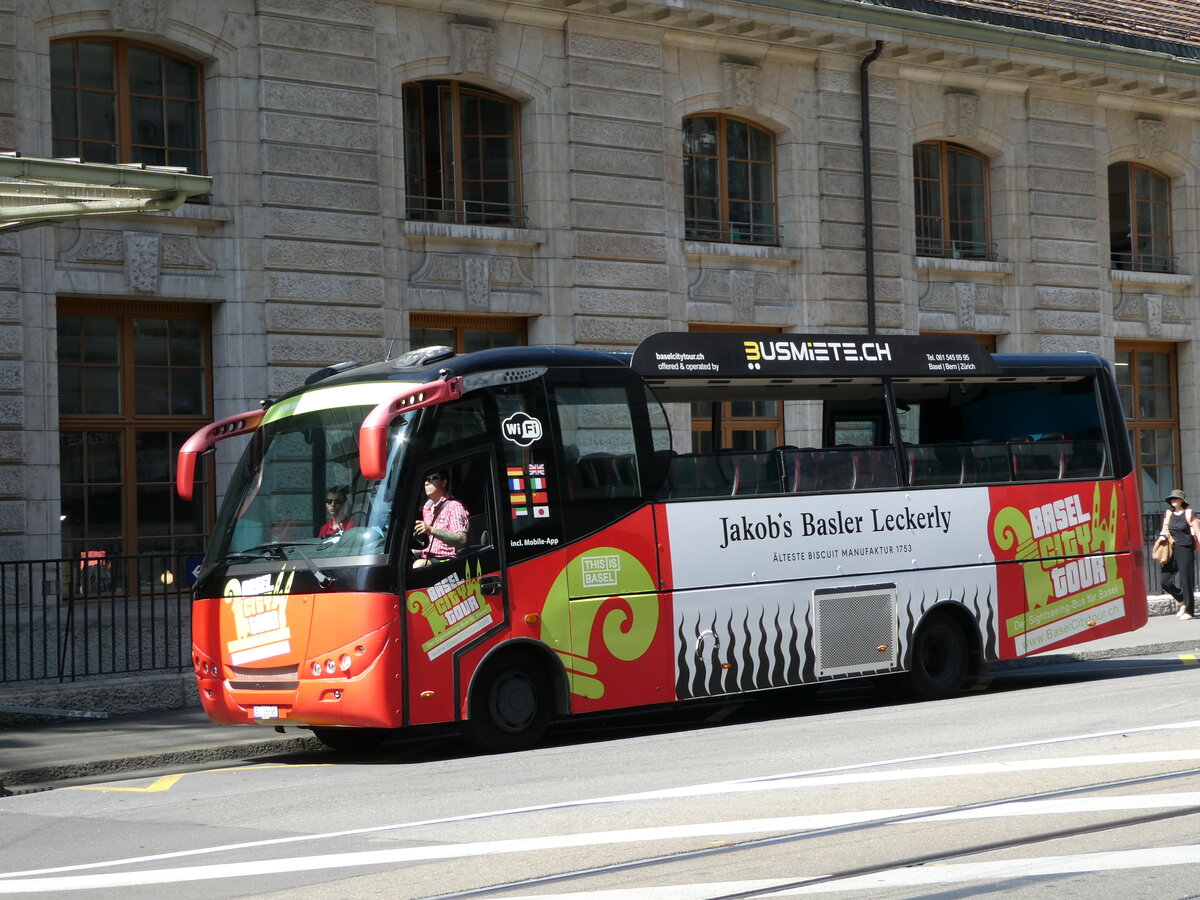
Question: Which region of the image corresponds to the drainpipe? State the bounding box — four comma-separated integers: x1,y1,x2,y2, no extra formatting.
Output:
860,40,883,335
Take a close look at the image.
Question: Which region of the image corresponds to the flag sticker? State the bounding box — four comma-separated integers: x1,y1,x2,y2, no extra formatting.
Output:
512,506,528,518
508,477,525,491
528,463,545,476
531,491,548,505
509,492,527,506
506,466,523,478
533,506,549,518
529,477,545,490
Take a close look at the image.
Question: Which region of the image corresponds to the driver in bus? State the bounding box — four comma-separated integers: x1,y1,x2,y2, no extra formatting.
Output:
412,470,469,567
319,486,356,537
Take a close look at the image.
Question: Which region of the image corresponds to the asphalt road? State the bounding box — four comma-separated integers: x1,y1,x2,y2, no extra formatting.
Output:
1,651,1198,899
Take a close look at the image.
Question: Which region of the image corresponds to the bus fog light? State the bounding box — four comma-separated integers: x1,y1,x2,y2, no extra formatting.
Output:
325,658,337,674
339,654,351,671
354,645,365,655
311,662,322,677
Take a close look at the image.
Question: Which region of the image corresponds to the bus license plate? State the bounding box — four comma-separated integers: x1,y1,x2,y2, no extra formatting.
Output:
253,705,279,720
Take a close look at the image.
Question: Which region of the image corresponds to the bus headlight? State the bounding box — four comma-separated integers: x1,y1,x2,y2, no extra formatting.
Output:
339,654,352,671
311,662,322,677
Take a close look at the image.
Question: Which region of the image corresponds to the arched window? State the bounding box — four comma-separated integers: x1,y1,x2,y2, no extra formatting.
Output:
1108,162,1173,273
914,141,990,259
683,114,777,245
403,80,522,226
50,38,205,174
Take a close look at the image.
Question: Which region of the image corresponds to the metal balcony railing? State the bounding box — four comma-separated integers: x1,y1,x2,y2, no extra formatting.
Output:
1110,251,1178,274
685,217,780,246
916,237,998,261
405,195,527,228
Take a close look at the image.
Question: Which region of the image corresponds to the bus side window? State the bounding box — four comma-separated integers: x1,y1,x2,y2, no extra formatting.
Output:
551,379,646,541
428,396,489,453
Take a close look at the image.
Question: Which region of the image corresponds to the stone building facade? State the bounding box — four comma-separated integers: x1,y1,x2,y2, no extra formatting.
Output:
2,0,1199,564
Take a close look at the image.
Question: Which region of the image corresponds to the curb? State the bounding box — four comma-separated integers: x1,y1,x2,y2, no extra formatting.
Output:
0,733,323,792
986,640,1200,671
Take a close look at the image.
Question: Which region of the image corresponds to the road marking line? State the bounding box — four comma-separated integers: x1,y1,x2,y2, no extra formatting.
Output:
1181,654,1197,665
3,793,1200,892
70,774,184,793
5,718,1200,881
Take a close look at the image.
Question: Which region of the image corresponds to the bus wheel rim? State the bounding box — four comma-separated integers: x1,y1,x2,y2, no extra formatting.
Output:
490,670,537,733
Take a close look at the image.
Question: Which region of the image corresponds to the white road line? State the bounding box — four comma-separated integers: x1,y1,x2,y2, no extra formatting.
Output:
615,748,1200,801
514,845,1200,898
3,793,1200,893
4,718,1199,881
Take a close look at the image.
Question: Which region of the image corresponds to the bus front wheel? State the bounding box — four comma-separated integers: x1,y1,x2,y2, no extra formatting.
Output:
903,616,969,701
463,654,552,753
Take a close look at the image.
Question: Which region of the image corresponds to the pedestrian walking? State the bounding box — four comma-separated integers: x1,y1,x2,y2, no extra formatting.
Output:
1156,489,1200,619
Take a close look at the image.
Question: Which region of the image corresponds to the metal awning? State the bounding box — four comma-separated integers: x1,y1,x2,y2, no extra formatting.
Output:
0,153,213,232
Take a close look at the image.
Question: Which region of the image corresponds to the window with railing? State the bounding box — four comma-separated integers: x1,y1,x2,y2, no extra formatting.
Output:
683,114,778,245
914,141,991,260
57,301,213,571
1109,162,1175,274
403,80,522,226
50,37,205,175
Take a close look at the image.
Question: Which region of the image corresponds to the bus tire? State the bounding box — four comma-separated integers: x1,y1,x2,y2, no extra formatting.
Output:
311,726,389,752
903,615,969,701
463,653,551,753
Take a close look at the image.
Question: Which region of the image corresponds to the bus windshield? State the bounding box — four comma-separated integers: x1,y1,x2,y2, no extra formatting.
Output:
204,396,413,567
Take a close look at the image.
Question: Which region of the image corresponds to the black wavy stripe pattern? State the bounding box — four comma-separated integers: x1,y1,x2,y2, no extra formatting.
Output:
900,583,997,667
676,580,997,699
676,601,814,700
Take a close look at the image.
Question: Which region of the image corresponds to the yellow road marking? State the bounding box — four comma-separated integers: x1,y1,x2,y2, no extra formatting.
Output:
1181,654,1197,665
72,774,184,792
67,763,331,792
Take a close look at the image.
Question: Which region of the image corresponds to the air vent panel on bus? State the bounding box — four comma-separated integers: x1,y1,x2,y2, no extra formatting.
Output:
813,585,898,677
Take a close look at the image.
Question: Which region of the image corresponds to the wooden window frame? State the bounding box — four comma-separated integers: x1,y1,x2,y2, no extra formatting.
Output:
50,37,206,176
1109,162,1174,274
683,113,779,246
1115,340,1180,518
409,313,527,354
403,80,523,226
688,324,784,451
57,299,214,563
914,140,991,260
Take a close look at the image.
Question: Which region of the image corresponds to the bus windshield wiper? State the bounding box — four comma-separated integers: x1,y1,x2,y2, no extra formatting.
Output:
224,541,333,588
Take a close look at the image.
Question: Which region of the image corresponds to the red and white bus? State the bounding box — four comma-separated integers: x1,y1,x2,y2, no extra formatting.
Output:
177,332,1146,751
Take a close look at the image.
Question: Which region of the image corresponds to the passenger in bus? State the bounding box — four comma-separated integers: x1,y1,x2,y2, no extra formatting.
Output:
1158,489,1200,620
319,486,356,537
412,471,469,567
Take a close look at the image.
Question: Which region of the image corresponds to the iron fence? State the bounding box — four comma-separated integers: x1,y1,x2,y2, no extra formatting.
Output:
0,554,192,686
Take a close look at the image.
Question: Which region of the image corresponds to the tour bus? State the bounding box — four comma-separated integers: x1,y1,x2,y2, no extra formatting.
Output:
177,332,1146,751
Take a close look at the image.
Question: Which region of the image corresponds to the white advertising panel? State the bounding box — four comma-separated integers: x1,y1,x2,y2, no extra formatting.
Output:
664,488,993,590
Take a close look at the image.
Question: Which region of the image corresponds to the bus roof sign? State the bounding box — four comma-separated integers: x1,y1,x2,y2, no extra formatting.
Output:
631,332,999,384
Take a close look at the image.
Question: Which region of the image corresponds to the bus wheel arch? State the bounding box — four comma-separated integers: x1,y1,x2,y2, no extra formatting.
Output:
461,640,564,752
902,604,980,700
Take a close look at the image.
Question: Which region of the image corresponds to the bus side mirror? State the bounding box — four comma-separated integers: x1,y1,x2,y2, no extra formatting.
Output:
176,409,265,500
359,378,463,480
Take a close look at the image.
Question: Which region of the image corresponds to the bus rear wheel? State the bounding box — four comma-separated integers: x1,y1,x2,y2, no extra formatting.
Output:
903,615,969,701
463,654,551,753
